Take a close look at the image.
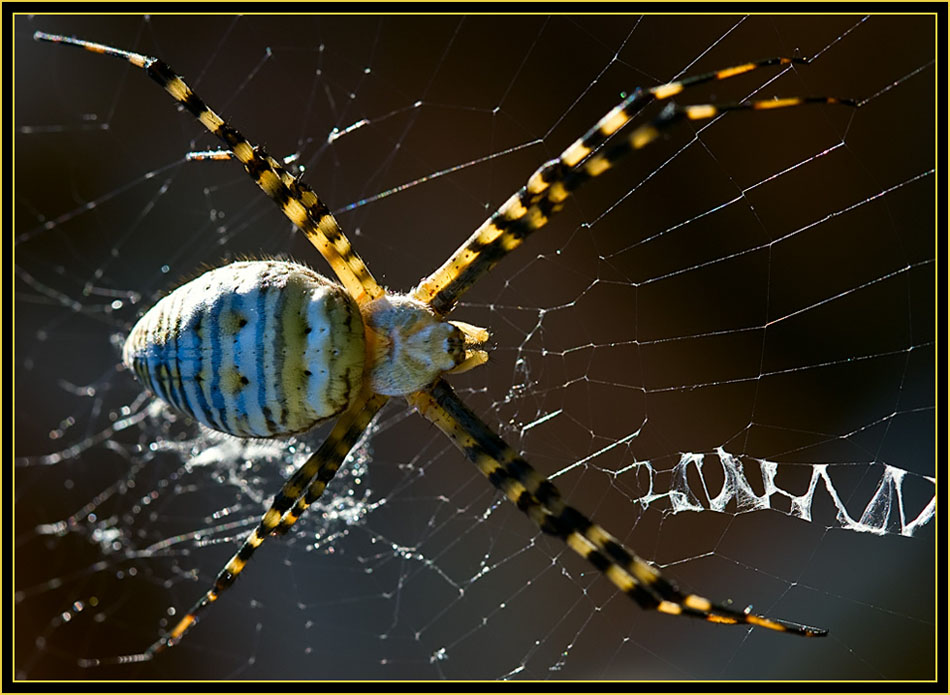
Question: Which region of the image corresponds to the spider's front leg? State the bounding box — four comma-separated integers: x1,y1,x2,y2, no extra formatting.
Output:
408,380,827,638
412,57,854,315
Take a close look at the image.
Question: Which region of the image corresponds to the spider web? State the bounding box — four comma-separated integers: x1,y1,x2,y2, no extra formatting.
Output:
14,14,938,681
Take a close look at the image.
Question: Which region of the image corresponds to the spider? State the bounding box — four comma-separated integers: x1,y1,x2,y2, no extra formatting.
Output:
35,30,855,665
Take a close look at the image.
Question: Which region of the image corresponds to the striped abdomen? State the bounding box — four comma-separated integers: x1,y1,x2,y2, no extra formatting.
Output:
123,260,365,437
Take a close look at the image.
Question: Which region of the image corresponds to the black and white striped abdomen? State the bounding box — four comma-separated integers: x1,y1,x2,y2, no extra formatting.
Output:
123,260,366,437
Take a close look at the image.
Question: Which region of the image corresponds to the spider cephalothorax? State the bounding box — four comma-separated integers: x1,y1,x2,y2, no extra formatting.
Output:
360,293,489,395
36,30,852,665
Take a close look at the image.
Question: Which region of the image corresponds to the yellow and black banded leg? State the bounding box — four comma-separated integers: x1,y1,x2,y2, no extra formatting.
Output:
408,380,827,638
140,392,388,658
74,392,391,665
272,465,345,536
491,93,858,244
33,31,383,306
413,56,852,315
272,394,388,536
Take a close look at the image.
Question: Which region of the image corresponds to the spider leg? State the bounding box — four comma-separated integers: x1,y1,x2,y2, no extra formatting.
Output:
33,31,384,305
151,392,387,655
413,56,854,315
408,380,827,638
478,93,857,254
85,391,389,665
272,393,388,535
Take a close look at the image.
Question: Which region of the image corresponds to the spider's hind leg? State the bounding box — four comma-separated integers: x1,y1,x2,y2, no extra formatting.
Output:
136,391,388,660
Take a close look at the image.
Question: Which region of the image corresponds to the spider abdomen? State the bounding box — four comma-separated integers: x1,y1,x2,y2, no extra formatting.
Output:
123,260,365,437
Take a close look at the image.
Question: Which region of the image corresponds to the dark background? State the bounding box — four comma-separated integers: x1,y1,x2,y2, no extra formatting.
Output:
15,14,936,681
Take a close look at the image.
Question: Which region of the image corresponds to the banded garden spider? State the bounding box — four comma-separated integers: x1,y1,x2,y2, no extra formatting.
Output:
34,28,857,667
